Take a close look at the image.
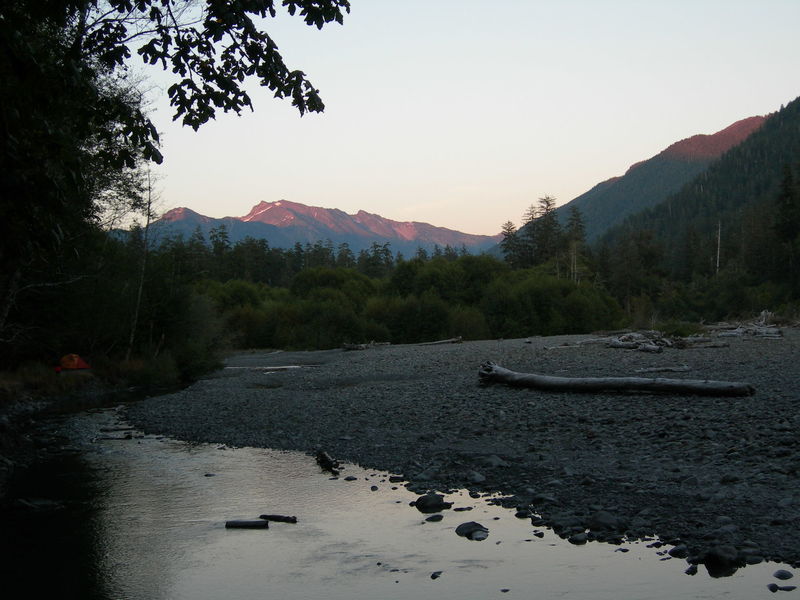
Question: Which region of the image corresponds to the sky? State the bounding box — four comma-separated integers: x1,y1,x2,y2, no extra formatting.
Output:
146,0,800,236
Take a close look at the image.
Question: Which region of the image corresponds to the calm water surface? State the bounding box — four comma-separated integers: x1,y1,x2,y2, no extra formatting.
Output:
3,407,793,599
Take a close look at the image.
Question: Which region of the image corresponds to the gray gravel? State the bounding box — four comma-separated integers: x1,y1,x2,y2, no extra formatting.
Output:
125,331,800,572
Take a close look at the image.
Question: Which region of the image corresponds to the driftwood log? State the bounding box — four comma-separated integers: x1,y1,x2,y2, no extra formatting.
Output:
417,336,463,346
315,449,340,476
225,520,269,529
478,362,755,397
259,514,298,523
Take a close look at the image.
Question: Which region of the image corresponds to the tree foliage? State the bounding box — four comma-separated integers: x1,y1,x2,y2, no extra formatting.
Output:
0,0,350,362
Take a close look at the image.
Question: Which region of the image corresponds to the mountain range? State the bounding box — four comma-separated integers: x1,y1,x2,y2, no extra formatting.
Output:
153,111,776,256
152,200,502,253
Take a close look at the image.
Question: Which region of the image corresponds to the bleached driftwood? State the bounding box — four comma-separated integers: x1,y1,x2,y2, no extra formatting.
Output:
607,338,663,353
417,336,463,346
634,365,691,374
478,362,754,396
343,343,371,351
705,311,783,339
343,341,391,351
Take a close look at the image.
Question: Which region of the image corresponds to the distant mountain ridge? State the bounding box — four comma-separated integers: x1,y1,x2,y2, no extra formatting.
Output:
154,200,502,253
555,115,766,242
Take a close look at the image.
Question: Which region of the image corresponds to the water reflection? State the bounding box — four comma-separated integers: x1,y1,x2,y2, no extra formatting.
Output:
4,408,795,600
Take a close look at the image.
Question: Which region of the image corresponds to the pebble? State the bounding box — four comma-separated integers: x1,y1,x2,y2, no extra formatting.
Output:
425,514,444,522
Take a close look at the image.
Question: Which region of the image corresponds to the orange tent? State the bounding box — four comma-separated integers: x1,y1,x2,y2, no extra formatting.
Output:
59,354,91,370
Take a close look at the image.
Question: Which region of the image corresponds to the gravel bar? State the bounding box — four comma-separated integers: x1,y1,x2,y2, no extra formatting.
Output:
125,331,800,574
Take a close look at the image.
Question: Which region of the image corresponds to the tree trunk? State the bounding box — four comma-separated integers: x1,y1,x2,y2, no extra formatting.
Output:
125,171,153,361
0,266,21,338
478,362,754,396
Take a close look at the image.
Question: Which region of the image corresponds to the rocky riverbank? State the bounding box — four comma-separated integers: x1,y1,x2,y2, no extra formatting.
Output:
125,330,800,575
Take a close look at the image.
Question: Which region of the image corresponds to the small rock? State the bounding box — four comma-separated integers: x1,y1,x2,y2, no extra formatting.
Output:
668,545,689,559
701,545,740,578
568,532,588,545
455,521,489,541
425,514,444,522
774,570,794,580
588,510,624,531
481,454,510,468
531,493,557,505
468,470,486,483
431,571,442,580
414,493,453,514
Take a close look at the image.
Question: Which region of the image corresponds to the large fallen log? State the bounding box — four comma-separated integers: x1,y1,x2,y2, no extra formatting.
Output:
478,361,754,396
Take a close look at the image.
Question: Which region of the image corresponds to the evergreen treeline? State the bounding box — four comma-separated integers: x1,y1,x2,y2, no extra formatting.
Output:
2,221,623,381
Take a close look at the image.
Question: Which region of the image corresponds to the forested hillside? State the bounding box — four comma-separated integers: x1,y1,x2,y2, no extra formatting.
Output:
555,116,765,242
594,96,800,321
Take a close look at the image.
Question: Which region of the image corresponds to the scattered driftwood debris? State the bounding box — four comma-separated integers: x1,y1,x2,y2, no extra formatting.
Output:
547,330,733,351
546,331,670,352
315,449,340,476
259,514,298,524
417,336,463,346
225,520,269,529
707,314,783,339
478,361,755,397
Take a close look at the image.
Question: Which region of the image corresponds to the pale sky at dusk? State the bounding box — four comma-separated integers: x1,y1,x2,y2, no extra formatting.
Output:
147,0,800,236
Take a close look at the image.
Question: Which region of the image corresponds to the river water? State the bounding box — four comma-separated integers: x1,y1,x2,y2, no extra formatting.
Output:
3,406,794,599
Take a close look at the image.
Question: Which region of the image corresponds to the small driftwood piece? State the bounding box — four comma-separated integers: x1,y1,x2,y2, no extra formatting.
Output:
259,514,298,523
343,343,370,351
315,449,340,476
478,362,754,396
225,520,269,529
417,336,463,346
343,341,391,351
635,365,691,374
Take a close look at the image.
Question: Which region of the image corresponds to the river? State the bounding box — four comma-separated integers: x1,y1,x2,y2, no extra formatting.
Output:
2,406,794,599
